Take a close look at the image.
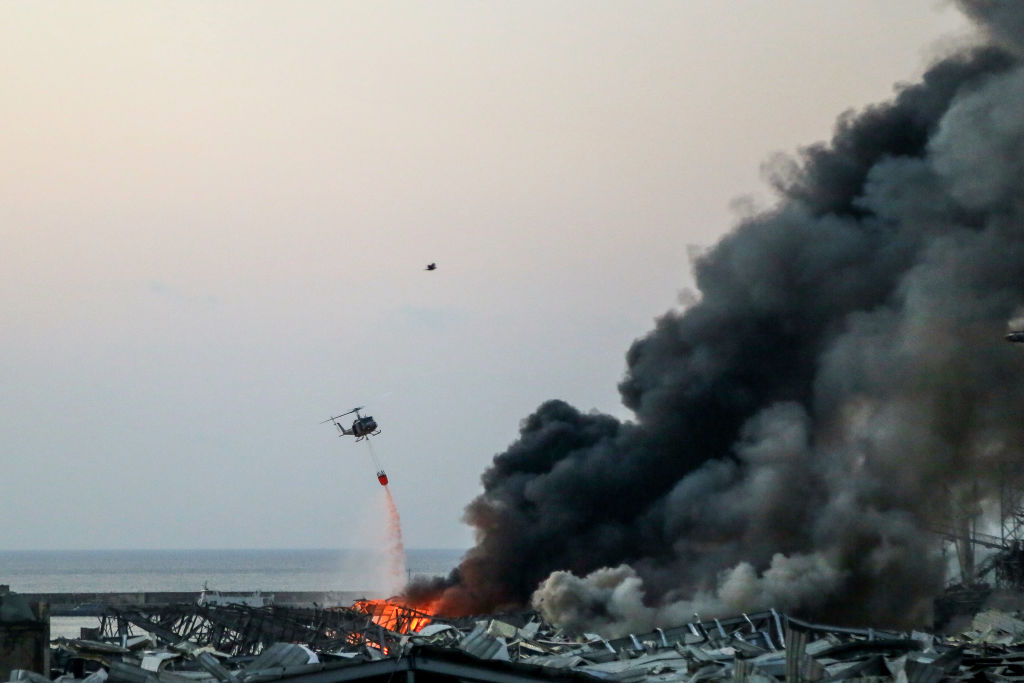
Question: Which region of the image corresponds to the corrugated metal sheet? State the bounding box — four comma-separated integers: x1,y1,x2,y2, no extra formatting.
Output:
460,624,511,661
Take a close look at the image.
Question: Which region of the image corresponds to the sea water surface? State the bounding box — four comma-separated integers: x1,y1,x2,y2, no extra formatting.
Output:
0,548,465,593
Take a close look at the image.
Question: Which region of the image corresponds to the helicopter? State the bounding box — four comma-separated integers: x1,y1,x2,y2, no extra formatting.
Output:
322,407,381,442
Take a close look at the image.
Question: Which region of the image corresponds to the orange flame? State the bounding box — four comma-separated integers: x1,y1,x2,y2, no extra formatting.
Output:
353,598,436,635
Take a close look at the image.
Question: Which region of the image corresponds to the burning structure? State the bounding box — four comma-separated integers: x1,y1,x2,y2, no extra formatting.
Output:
21,8,1024,683
407,0,1024,634
38,599,1024,683
74,598,438,658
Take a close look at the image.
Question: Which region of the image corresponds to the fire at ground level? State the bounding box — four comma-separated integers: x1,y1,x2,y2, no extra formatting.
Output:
3,522,1024,680
10,584,1024,683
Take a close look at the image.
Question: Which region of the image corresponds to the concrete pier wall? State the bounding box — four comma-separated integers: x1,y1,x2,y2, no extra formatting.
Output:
23,591,378,616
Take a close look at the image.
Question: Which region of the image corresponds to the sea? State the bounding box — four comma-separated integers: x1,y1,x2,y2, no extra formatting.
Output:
0,548,466,641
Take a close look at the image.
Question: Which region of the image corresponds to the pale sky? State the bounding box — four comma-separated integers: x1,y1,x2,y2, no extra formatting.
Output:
1,1,976,550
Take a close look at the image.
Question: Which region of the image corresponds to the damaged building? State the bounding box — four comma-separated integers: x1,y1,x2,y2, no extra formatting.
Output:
13,1,1024,682
0,587,49,681
20,597,1024,683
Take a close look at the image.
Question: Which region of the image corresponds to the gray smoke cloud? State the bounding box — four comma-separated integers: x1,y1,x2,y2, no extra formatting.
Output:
425,3,1024,633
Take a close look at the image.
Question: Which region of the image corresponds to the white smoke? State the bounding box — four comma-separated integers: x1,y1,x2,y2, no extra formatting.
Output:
532,552,844,638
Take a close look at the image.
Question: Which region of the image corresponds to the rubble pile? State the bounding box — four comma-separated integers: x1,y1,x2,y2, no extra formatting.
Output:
18,603,1024,683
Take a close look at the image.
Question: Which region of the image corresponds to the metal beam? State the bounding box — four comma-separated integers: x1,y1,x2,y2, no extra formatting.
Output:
240,650,595,683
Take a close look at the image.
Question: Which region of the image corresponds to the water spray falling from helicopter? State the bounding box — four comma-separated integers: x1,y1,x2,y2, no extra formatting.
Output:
324,406,407,593
382,484,408,591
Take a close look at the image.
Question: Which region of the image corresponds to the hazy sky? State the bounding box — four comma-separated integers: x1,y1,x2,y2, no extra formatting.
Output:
1,2,976,551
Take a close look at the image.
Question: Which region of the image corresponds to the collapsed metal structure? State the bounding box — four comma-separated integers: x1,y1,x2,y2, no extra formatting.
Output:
933,476,1024,629
43,602,1024,683
93,601,438,658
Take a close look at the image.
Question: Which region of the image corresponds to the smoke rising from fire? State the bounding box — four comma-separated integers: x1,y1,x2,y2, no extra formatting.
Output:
415,2,1024,633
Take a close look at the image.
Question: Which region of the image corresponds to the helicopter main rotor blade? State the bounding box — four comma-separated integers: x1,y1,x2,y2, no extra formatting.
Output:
320,406,365,423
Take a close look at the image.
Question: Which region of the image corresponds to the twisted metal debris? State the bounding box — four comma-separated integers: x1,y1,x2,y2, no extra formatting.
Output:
27,602,1024,683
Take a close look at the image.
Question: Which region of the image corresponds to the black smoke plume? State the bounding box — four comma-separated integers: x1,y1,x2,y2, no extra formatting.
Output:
422,3,1024,633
